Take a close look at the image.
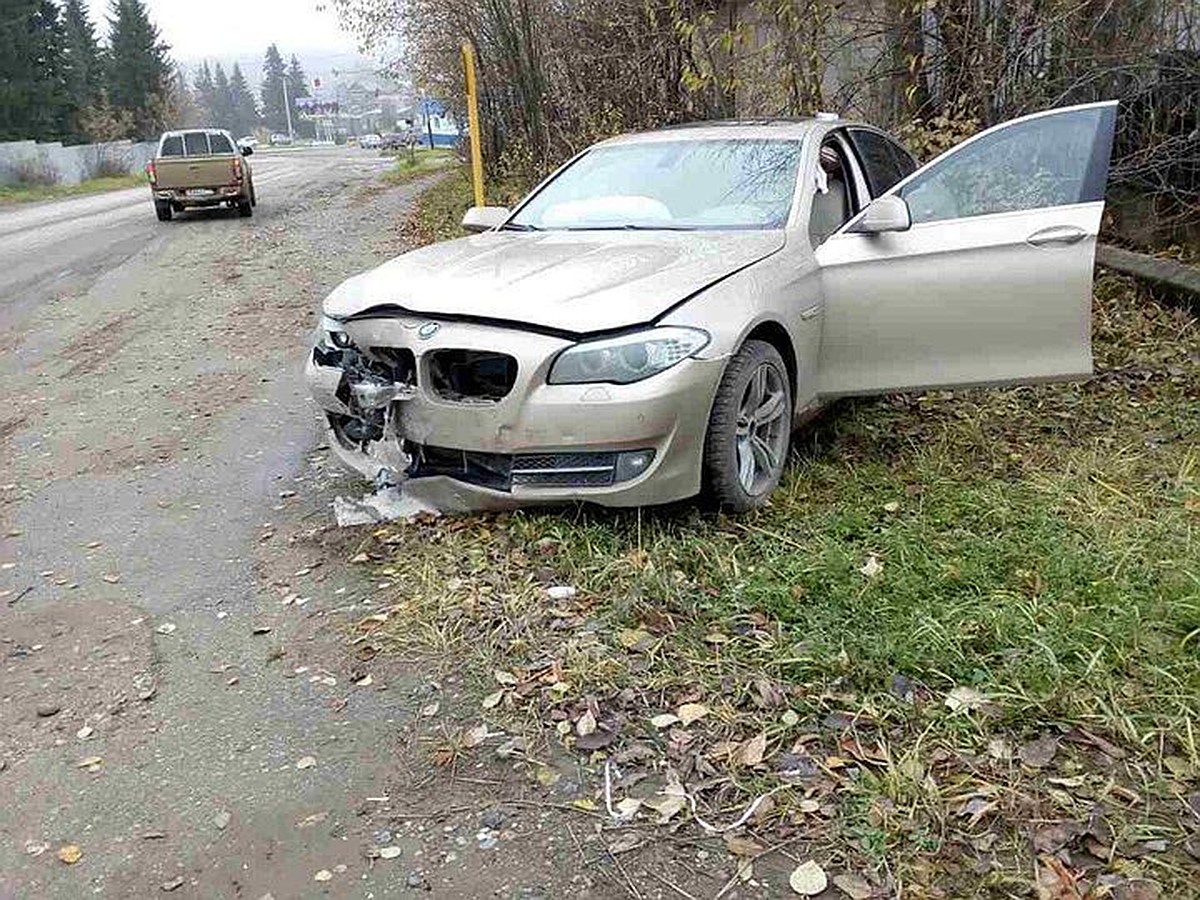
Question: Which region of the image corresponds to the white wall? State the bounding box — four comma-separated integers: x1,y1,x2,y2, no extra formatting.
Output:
0,139,157,187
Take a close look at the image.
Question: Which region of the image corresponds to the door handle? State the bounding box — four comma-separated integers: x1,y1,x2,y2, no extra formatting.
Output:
1027,225,1087,247
800,304,821,321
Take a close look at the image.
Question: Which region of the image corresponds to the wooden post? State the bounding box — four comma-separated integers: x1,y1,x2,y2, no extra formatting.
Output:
461,42,485,207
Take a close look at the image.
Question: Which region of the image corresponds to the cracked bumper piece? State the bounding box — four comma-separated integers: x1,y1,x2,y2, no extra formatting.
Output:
304,316,727,508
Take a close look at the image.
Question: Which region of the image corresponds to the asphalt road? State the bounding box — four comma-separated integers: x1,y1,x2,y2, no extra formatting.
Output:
0,147,437,898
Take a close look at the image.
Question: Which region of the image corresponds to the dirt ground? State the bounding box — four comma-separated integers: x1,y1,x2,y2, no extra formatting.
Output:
0,150,772,900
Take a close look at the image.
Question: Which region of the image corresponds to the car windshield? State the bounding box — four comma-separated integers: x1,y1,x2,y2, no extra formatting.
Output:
508,138,804,231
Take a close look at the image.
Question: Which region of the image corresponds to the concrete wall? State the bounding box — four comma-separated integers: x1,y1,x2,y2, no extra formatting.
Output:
0,139,157,187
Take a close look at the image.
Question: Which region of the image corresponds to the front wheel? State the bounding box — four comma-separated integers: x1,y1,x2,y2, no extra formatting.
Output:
702,339,792,512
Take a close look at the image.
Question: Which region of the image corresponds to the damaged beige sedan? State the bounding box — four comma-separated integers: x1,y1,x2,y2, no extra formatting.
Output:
307,102,1116,511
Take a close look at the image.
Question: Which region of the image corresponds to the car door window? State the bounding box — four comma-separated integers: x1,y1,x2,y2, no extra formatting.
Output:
809,140,855,246
898,104,1116,225
160,135,184,157
848,129,914,197
208,134,234,154
183,132,210,156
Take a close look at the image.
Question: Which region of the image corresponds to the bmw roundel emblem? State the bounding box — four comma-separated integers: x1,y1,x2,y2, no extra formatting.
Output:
417,322,440,340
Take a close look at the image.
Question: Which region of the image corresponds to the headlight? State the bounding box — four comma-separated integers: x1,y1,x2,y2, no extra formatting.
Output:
320,314,352,348
548,327,710,385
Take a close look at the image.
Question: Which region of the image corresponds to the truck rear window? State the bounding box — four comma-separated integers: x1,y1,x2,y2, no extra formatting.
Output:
183,132,210,155
209,134,234,154
161,135,184,157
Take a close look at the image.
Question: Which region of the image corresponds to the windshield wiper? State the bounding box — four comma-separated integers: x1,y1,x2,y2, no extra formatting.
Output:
500,222,541,231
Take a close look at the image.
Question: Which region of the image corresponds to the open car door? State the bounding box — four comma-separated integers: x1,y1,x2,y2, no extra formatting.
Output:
814,102,1117,396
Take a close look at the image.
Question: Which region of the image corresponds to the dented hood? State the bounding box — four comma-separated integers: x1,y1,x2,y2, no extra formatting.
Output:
323,230,784,334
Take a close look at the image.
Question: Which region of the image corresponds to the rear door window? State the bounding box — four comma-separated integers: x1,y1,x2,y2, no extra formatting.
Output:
848,129,913,197
183,132,210,156
160,135,184,157
208,133,234,154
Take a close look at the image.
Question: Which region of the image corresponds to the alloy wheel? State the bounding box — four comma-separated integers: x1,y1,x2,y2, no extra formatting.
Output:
734,362,789,495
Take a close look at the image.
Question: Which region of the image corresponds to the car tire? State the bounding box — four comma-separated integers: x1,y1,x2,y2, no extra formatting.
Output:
249,182,257,207
238,199,253,217
702,339,792,512
154,200,172,222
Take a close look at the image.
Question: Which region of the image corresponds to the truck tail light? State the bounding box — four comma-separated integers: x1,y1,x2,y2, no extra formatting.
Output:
146,161,156,184
231,158,243,182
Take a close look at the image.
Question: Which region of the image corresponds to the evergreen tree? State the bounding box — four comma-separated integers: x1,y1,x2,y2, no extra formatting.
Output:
229,63,260,137
193,62,216,123
106,0,171,139
260,44,288,133
61,0,103,142
211,62,234,130
286,55,310,100
0,0,70,142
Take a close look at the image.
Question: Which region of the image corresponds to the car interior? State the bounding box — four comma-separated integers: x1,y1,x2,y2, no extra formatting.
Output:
809,139,858,246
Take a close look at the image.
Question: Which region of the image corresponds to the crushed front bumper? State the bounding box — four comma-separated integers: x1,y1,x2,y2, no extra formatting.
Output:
304,315,727,508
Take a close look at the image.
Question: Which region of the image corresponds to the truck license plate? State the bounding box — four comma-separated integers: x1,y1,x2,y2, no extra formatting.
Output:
184,188,213,197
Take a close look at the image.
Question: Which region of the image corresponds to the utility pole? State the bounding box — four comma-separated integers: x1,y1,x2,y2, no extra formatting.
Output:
283,77,294,141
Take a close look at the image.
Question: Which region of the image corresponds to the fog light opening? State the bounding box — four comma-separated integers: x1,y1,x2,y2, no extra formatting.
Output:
614,449,655,483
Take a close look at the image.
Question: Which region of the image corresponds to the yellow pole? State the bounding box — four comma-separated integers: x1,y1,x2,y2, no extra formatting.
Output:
461,42,485,207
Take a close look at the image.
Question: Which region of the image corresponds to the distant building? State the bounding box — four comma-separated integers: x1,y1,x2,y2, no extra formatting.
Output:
398,100,461,149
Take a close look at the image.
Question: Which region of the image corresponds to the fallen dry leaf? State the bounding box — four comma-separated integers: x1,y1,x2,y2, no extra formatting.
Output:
789,860,828,895
1020,734,1059,768
482,690,505,709
462,723,489,748
57,844,82,864
676,702,710,726
650,713,679,729
738,732,768,767
944,685,988,713
833,872,874,899
576,709,597,737
296,756,317,770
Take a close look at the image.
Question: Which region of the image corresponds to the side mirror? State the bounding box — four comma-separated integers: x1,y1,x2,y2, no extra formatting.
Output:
240,145,254,156
851,195,911,234
461,206,511,233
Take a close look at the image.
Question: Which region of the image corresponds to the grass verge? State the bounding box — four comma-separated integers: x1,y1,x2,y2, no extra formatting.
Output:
379,148,456,187
356,179,1200,895
0,173,147,206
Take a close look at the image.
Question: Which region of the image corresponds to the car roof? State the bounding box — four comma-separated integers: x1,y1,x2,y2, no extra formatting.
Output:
160,128,233,138
597,117,862,146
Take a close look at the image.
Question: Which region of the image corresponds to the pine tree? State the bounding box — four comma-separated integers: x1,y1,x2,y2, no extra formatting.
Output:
61,0,103,142
193,62,216,123
286,55,310,101
106,0,171,139
229,63,260,138
211,62,234,131
0,0,70,142
260,44,288,133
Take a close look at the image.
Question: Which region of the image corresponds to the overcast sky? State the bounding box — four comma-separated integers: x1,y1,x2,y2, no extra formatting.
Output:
86,0,361,61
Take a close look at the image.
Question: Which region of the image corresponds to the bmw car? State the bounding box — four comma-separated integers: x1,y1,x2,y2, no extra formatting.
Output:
306,102,1116,511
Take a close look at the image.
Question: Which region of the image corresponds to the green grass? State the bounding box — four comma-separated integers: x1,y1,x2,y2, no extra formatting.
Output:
379,148,456,187
363,181,1200,893
0,173,147,205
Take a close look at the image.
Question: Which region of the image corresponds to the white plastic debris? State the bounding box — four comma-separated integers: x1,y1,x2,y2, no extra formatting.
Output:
332,486,439,527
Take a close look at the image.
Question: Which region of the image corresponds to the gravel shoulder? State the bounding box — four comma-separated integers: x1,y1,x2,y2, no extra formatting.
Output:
0,151,449,898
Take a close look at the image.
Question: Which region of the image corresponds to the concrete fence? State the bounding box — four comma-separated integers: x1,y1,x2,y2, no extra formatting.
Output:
0,139,157,187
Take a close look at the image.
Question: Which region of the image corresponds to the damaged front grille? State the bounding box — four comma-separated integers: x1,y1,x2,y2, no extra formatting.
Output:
317,344,417,449
427,350,517,403
407,445,627,491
